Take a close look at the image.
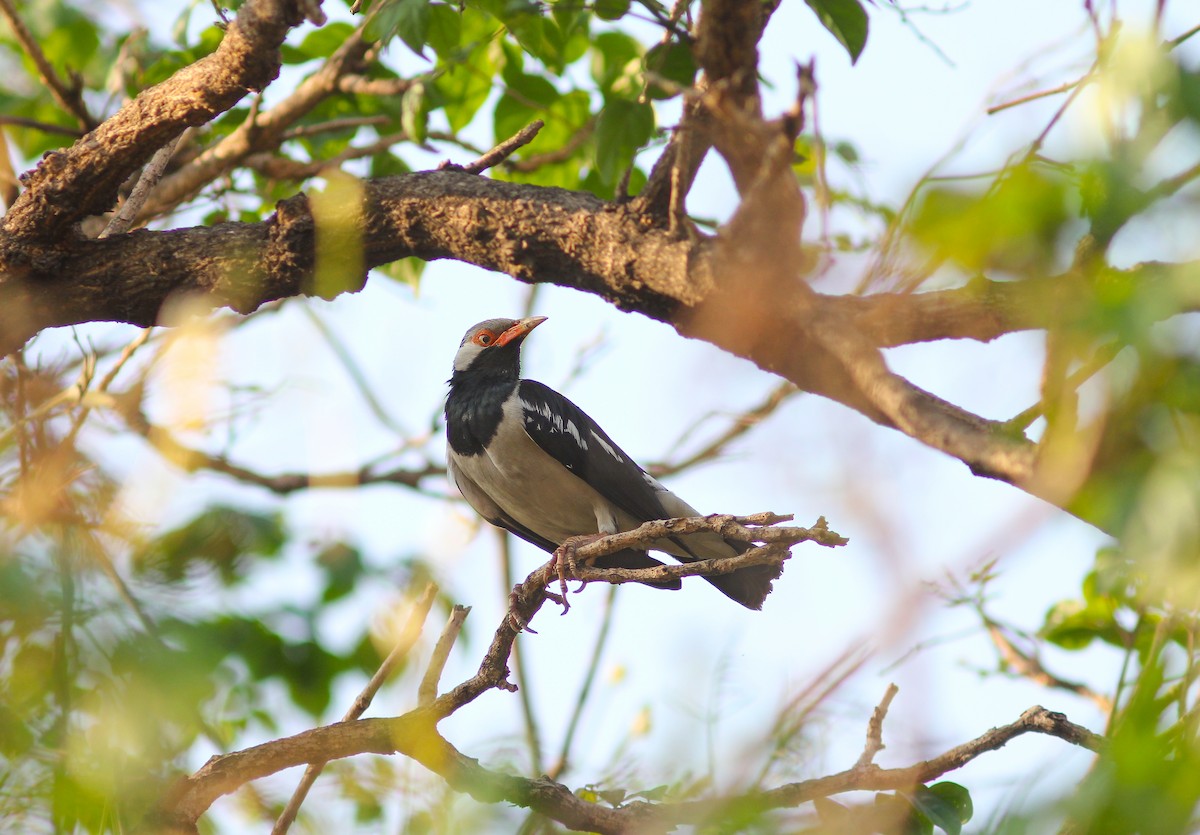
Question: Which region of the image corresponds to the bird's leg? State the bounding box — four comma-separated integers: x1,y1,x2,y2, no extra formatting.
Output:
551,533,606,607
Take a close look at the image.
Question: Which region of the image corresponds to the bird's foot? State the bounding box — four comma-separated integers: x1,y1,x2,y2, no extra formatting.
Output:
551,533,605,611
507,585,538,634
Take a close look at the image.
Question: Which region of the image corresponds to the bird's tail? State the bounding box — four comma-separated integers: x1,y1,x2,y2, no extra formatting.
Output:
672,536,783,610
699,559,783,610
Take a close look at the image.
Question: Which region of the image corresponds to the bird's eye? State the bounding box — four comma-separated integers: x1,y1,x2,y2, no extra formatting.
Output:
473,330,495,346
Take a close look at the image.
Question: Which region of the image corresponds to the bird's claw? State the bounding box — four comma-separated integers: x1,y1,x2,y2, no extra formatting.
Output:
551,533,603,611
507,585,538,634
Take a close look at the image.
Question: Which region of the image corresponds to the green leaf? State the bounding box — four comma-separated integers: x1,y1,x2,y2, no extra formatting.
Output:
136,505,287,585
393,0,432,57
644,40,696,99
595,0,631,20
317,542,367,603
435,37,495,132
376,257,426,289
426,4,464,56
401,80,429,144
909,165,1071,275
594,98,654,184
501,66,561,109
288,21,356,62
909,785,967,835
926,783,974,826
591,31,643,95
804,0,869,64
366,0,431,57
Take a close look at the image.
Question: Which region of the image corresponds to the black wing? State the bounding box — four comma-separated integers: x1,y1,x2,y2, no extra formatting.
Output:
517,380,669,524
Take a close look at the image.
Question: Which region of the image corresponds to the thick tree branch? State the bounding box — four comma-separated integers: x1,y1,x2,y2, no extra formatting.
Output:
6,163,1194,522
0,0,307,243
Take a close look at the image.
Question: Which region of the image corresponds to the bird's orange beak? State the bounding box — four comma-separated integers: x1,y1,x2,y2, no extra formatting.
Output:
495,316,547,347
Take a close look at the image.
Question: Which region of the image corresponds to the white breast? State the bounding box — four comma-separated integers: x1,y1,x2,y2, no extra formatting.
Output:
453,395,624,543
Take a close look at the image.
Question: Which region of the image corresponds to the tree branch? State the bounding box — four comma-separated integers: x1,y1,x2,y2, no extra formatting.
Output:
0,0,307,242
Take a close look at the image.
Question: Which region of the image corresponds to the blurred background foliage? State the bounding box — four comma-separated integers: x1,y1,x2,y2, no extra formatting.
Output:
1,0,1200,832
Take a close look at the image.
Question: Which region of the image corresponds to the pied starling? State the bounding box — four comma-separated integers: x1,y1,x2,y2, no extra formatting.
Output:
445,316,781,609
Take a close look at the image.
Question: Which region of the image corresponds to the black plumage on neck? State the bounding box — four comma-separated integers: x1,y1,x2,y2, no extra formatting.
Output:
445,345,522,457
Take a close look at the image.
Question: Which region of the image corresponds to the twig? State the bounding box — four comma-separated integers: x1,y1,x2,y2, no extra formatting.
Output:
245,131,411,180
137,28,374,219
301,305,409,435
568,513,847,562
335,75,412,96
984,619,1113,713
440,120,545,175
272,583,438,835
281,115,391,139
757,642,875,785
1007,340,1122,431
101,132,187,237
508,117,597,173
0,0,93,128
650,381,799,477
987,77,1082,115
661,706,1104,828
855,683,899,768
120,405,444,495
0,115,84,137
418,605,471,706
1170,22,1200,48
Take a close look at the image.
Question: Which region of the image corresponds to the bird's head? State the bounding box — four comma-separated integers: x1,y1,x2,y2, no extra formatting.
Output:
452,316,548,375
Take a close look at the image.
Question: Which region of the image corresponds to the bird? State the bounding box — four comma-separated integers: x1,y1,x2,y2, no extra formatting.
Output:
444,315,782,610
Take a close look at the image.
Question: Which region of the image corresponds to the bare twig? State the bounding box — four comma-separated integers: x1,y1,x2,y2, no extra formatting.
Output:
0,115,85,137
120,404,443,495
301,305,408,435
335,75,412,96
1169,22,1200,48
418,605,471,706
101,132,187,237
987,77,1083,115
660,706,1103,828
272,583,438,835
281,115,391,139
855,683,900,768
984,619,1113,713
245,131,410,180
157,688,1101,834
440,120,545,175
137,28,374,219
508,117,597,173
650,381,798,478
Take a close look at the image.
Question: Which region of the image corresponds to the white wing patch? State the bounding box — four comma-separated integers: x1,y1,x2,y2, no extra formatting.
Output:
521,396,588,450
590,430,624,463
